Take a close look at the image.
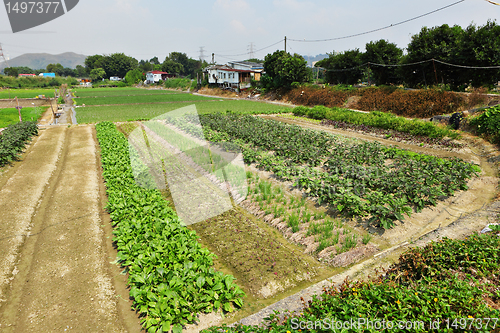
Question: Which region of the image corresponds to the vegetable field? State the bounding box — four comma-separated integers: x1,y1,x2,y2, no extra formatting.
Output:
193,113,480,229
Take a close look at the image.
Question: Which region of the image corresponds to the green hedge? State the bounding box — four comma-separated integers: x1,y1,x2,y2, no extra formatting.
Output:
0,121,38,167
293,106,460,140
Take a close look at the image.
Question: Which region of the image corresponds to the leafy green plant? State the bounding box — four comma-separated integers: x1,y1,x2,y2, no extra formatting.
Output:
95,122,244,333
469,105,500,144
0,121,38,167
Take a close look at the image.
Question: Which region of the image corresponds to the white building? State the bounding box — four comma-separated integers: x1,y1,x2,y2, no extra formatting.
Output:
145,70,174,84
205,63,262,91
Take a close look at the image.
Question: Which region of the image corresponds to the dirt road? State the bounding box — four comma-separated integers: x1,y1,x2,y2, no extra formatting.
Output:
0,125,140,332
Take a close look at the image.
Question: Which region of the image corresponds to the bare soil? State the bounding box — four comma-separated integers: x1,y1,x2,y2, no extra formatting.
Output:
0,125,140,332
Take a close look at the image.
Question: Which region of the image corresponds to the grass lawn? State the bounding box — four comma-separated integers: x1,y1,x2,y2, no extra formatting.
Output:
76,100,291,123
73,87,180,98
0,88,57,100
74,93,217,106
0,107,47,127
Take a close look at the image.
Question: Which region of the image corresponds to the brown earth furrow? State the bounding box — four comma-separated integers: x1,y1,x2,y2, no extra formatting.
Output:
0,126,127,332
0,126,65,299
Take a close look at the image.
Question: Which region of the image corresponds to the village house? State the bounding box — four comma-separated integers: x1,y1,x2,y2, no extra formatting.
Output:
205,61,263,91
145,70,175,84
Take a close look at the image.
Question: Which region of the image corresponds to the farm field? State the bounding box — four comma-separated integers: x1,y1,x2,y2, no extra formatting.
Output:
1,85,499,332
74,93,217,106
75,87,291,123
73,87,181,98
109,105,497,330
0,88,56,99
0,106,47,127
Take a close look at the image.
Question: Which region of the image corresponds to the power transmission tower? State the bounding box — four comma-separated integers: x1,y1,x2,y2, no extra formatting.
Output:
199,47,206,63
248,42,255,60
0,43,9,68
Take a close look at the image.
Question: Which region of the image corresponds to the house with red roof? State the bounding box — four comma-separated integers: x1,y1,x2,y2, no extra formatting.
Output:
145,70,175,84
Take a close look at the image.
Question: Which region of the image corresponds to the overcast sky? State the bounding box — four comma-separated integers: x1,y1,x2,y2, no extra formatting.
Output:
0,0,498,64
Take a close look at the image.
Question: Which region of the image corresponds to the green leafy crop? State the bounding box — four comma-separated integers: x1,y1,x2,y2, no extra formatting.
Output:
95,122,244,333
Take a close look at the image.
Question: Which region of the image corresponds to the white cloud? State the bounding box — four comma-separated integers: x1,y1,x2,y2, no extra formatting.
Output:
229,19,247,33
213,0,252,13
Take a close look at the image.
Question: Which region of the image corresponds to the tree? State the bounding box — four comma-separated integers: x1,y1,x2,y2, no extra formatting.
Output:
362,40,403,85
161,58,183,75
84,53,138,78
124,69,145,84
458,20,500,88
90,68,106,81
400,24,463,87
75,65,87,77
164,52,202,78
150,56,160,65
84,54,104,74
262,50,310,90
316,49,364,85
46,63,64,76
139,59,154,72
3,67,18,76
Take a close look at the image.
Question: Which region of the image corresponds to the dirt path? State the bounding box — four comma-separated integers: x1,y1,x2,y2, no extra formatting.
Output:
0,125,140,332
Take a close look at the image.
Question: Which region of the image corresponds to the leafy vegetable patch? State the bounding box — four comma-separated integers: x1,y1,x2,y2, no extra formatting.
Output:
95,121,245,333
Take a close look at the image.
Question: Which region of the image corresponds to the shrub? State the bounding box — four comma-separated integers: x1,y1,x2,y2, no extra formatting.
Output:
307,105,329,120
468,105,500,144
292,106,309,116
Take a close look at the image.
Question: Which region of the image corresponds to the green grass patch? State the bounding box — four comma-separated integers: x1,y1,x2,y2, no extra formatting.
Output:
0,107,47,128
164,78,193,91
73,87,179,98
0,88,57,100
74,93,216,106
76,100,291,123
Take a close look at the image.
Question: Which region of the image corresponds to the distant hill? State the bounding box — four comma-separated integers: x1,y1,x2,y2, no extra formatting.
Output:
0,52,87,71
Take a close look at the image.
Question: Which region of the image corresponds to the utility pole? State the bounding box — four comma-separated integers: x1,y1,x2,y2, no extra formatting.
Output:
15,97,22,122
0,43,9,68
248,42,255,60
199,47,206,63
284,36,287,53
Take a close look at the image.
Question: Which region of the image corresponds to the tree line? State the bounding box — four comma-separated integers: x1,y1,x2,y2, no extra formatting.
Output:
2,51,206,84
316,20,500,89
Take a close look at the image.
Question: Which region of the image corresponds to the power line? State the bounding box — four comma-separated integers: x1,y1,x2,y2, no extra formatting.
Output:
288,0,466,42
215,39,283,58
319,58,500,72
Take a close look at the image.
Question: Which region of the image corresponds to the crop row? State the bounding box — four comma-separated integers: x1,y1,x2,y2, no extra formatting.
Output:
175,113,479,229
95,122,245,333
0,121,38,167
293,105,459,140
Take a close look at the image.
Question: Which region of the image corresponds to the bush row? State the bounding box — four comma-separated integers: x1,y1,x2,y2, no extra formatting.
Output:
293,105,459,140
285,86,489,118
0,121,38,167
95,122,245,333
